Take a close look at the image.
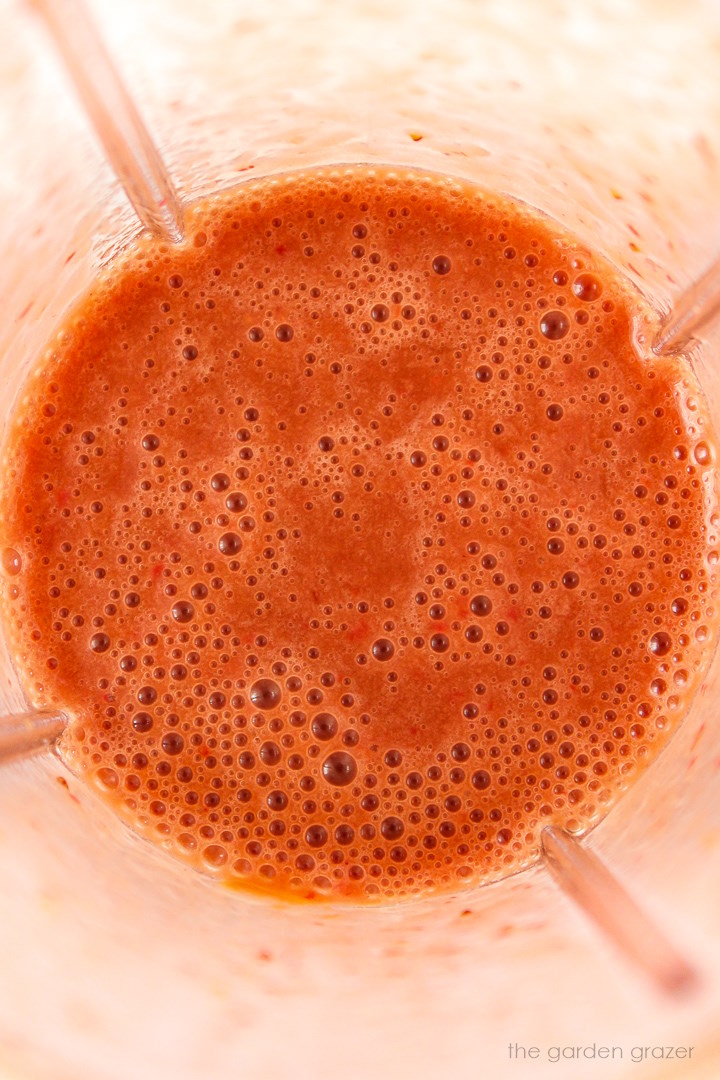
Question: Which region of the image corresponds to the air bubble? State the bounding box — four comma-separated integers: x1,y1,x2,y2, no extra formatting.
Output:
572,274,602,302
1,548,21,576
132,712,153,733
322,751,358,786
432,255,452,275
171,600,195,623
218,532,242,556
649,632,672,657
372,638,395,661
694,442,712,465
305,824,328,848
211,472,230,491
312,713,338,741
540,311,569,340
250,679,282,710
470,595,492,617
162,732,184,755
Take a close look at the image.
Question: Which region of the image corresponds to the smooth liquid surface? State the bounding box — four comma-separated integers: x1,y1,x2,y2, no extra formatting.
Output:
1,166,718,901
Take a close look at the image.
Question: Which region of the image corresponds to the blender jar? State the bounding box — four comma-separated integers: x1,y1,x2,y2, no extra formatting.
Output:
1,0,720,1077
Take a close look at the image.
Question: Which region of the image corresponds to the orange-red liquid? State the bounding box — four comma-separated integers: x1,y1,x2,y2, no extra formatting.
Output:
1,166,718,901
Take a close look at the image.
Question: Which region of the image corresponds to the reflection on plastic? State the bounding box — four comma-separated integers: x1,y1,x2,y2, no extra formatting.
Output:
653,253,720,355
29,0,185,243
542,824,699,997
0,710,66,765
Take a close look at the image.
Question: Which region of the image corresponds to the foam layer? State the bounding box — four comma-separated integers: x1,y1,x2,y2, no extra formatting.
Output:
1,166,718,900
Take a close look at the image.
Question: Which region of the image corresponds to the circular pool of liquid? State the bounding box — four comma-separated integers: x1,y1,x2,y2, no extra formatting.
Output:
1,166,718,900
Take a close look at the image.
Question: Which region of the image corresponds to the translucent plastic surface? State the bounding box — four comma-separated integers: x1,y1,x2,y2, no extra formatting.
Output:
1,1,720,1077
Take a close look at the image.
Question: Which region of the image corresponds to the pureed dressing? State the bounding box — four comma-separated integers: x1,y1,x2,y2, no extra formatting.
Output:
1,166,718,901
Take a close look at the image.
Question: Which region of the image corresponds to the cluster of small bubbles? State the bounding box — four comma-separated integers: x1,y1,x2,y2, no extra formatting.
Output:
1,164,717,903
